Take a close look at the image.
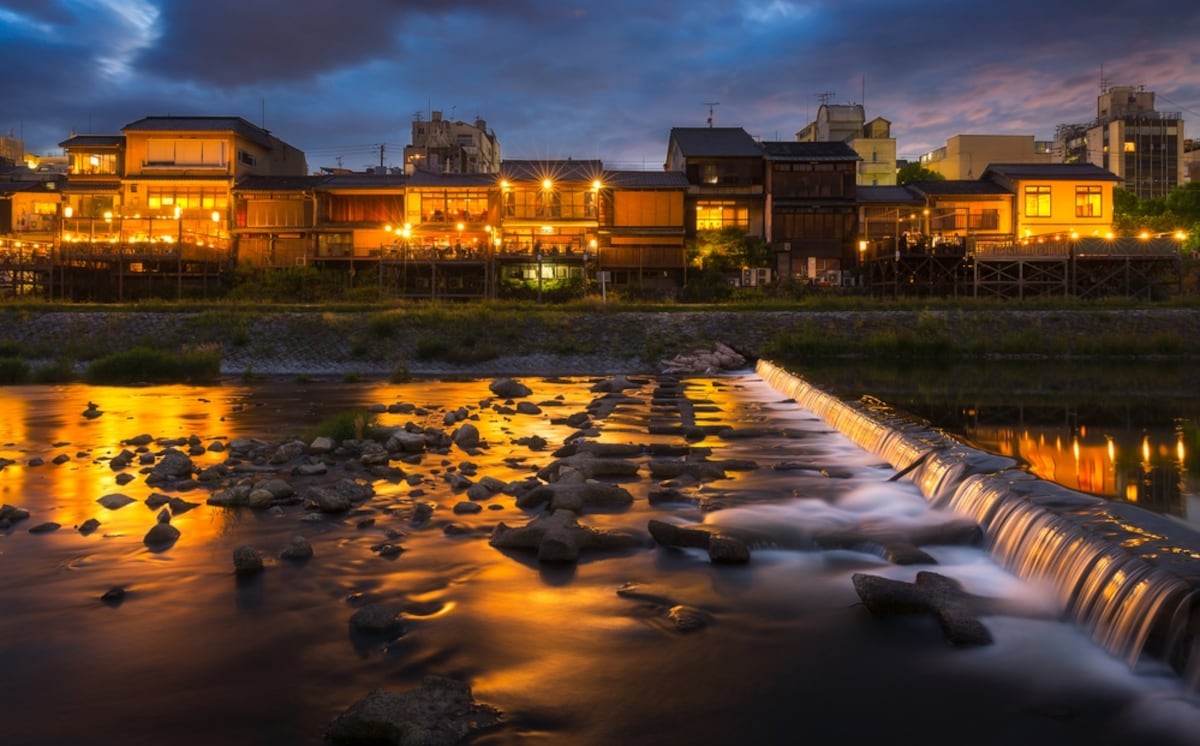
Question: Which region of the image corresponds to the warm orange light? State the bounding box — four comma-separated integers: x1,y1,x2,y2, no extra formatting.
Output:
592,179,602,191
1138,231,1150,240
542,179,553,191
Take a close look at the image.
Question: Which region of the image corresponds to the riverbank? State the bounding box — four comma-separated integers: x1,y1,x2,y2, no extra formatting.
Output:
3,306,1200,378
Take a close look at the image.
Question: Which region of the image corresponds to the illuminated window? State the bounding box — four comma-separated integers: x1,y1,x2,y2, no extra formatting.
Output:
1075,186,1102,218
1024,185,1051,218
1123,141,1136,153
696,201,749,230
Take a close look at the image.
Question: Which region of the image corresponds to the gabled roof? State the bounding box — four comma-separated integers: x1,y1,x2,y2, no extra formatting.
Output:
500,159,603,182
761,141,860,161
668,127,762,158
58,134,125,149
981,163,1122,182
121,116,278,149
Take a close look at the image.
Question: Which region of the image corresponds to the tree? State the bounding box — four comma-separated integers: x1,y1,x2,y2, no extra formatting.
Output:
688,228,771,272
897,163,946,185
1165,182,1200,223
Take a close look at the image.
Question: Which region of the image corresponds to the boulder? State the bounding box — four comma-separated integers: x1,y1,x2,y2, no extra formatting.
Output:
489,378,532,399
490,509,643,563
326,676,501,745
852,571,994,646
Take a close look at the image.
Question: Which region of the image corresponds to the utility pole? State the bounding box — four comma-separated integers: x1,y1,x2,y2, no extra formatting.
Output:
379,143,385,170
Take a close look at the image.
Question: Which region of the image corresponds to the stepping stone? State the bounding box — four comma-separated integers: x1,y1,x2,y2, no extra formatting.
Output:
852,571,995,646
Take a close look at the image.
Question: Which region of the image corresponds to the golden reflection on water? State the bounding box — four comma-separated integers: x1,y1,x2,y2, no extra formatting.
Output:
970,422,1189,517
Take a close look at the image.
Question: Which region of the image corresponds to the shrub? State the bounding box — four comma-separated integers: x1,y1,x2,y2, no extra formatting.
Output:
0,357,31,385
83,345,222,384
32,358,77,384
306,408,377,443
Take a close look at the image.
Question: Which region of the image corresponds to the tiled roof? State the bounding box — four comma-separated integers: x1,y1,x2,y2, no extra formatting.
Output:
602,170,689,189
58,134,125,149
500,159,604,182
121,116,278,149
668,127,762,158
234,175,331,192
62,180,121,193
982,163,1122,181
0,180,59,196
908,180,1011,196
317,174,409,190
856,185,923,204
406,171,496,188
761,141,860,161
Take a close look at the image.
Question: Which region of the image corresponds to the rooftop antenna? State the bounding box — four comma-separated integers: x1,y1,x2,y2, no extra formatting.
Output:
705,102,720,127
816,91,835,106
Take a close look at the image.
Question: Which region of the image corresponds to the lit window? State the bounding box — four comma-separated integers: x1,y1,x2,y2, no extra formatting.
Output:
696,201,748,230
1024,186,1051,218
1123,141,1136,153
1075,186,1102,218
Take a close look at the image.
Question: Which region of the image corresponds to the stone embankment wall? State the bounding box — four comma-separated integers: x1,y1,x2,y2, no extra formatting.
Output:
3,308,1199,377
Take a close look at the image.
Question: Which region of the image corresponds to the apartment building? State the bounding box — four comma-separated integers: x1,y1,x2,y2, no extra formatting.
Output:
796,104,898,186
403,111,500,175
1055,85,1184,200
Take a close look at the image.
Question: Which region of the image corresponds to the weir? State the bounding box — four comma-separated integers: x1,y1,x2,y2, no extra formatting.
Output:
757,359,1200,685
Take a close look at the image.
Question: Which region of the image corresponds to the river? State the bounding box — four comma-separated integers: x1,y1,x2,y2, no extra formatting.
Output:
2,371,1199,745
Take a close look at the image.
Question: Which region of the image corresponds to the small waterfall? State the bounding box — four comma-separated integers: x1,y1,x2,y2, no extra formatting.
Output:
757,359,1200,682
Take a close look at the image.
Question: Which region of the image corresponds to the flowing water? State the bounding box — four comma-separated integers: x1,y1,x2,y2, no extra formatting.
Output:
2,373,1200,745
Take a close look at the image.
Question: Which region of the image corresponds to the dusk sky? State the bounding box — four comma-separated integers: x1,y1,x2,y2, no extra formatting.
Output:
3,0,1198,173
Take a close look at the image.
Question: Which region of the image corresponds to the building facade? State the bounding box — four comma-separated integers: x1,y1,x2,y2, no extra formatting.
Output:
1055,85,1184,201
919,134,1052,180
763,141,859,284
403,111,500,175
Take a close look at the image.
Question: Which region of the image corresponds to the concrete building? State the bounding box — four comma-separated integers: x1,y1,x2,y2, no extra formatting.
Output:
797,104,897,186
1,132,23,166
1055,85,1184,200
919,134,1052,180
403,112,500,175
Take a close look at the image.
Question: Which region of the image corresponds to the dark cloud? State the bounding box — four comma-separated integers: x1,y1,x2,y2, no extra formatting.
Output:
2,0,1198,169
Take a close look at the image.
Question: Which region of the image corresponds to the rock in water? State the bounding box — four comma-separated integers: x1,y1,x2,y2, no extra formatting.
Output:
326,675,501,744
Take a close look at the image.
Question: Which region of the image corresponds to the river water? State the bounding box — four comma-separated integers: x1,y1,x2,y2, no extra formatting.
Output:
2,372,1199,745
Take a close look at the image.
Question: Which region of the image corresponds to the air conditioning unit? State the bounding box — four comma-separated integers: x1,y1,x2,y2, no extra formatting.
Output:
741,267,772,286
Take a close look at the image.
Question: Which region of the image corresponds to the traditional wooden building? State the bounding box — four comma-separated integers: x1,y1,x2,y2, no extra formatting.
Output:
762,141,860,284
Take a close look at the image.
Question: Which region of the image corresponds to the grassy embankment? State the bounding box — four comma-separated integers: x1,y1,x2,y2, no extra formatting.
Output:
1,295,1198,385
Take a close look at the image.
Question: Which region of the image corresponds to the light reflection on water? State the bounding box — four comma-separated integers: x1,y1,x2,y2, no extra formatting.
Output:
784,359,1200,525
2,376,1200,745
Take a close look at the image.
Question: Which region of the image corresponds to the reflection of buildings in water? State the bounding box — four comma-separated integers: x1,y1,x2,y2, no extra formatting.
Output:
965,420,1189,520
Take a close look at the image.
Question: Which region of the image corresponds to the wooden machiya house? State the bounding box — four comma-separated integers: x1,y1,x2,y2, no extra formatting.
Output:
232,160,689,299
761,141,860,285
54,116,306,300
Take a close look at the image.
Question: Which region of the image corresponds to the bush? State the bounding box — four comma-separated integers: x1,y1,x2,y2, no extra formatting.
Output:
32,358,77,384
0,357,31,385
83,344,222,384
306,408,377,444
